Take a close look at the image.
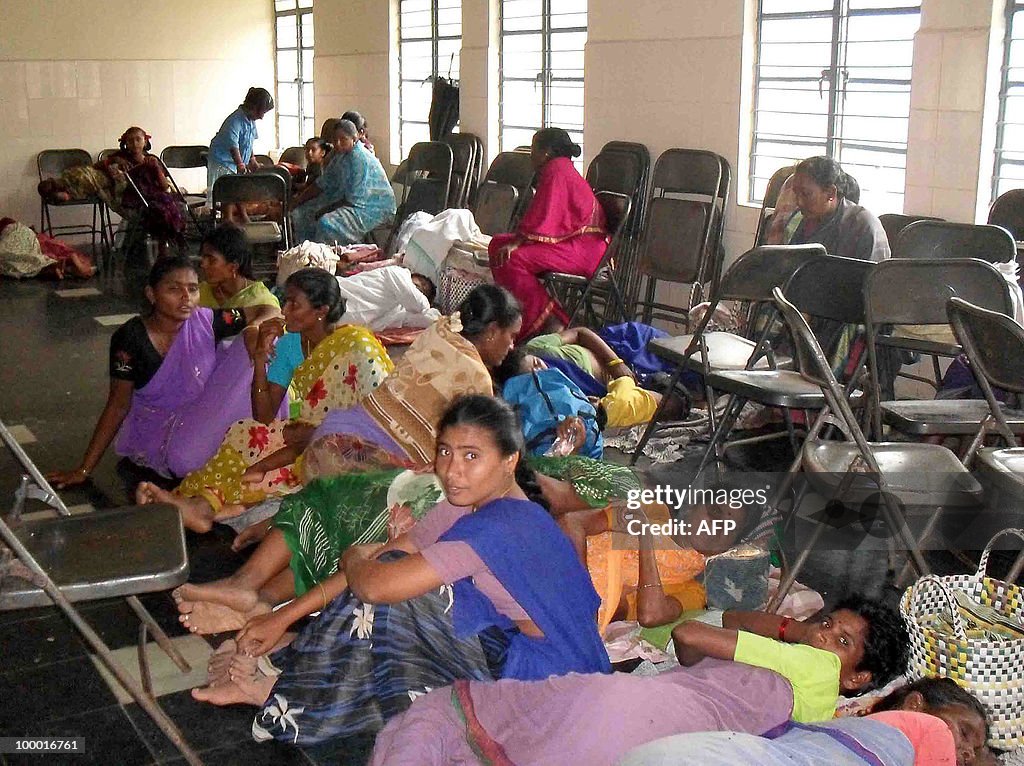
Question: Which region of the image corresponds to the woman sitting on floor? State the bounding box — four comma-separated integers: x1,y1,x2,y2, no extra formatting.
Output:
193,396,610,747
489,127,608,340
47,256,279,489
290,118,396,245
38,126,186,252
197,225,279,310
165,284,523,632
619,676,990,766
136,267,392,531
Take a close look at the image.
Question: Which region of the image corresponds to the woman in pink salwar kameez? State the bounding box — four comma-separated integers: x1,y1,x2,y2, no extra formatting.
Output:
489,128,608,340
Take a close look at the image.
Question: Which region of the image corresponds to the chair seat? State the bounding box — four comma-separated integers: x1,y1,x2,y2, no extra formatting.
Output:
705,368,860,409
977,447,1024,498
0,504,188,610
803,440,983,507
881,399,1024,435
651,332,794,372
240,221,283,245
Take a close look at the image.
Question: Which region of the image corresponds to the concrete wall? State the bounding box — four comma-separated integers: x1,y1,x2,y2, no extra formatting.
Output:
0,0,274,229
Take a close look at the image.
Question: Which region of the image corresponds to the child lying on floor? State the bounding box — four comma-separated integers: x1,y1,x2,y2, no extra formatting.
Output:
674,593,909,722
335,264,439,331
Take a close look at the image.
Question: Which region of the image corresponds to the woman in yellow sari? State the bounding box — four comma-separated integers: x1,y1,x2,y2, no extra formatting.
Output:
197,225,280,310
138,267,391,531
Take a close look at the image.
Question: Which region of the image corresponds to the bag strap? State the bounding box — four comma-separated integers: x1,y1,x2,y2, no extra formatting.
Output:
909,575,968,642
977,528,1024,580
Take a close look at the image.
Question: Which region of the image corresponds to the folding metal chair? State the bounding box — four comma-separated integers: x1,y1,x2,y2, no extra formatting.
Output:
988,188,1024,242
878,214,944,251
0,420,202,765
320,117,340,139
253,154,274,168
766,288,983,611
394,141,454,213
633,149,730,326
629,244,828,465
442,132,483,209
893,220,1016,263
752,164,797,247
36,149,108,254
696,255,873,473
865,259,1018,442
159,145,209,212
476,150,536,230
542,191,632,327
947,298,1024,546
212,173,290,280
472,182,519,236
279,146,308,168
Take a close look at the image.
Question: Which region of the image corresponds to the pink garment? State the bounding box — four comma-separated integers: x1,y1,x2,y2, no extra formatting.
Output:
410,502,529,622
867,711,957,766
488,156,608,339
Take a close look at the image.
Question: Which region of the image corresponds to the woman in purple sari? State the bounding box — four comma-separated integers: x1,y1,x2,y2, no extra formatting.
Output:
48,256,280,490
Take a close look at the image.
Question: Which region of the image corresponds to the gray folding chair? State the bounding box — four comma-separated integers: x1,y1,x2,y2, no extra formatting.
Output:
0,421,202,765
542,191,632,328
865,259,1018,442
878,214,944,250
253,154,274,168
752,164,797,247
634,148,730,325
766,288,984,611
212,173,290,280
988,188,1024,242
472,182,519,236
442,132,483,209
947,297,1024,553
894,220,1016,263
630,244,826,465
279,146,308,168
36,149,107,254
159,145,209,211
476,150,536,230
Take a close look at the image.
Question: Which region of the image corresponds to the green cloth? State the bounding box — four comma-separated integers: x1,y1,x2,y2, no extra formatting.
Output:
638,609,710,652
733,630,841,723
525,454,641,508
198,280,280,309
525,333,594,376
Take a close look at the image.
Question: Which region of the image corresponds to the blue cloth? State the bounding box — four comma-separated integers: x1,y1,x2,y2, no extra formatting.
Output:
503,368,604,459
292,143,397,245
539,356,607,398
267,332,304,388
439,497,611,681
209,108,257,168
599,322,673,383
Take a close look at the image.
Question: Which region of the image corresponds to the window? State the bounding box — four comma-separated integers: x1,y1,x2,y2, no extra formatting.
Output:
499,0,587,158
399,0,462,159
275,0,315,149
749,0,921,213
994,1,1024,200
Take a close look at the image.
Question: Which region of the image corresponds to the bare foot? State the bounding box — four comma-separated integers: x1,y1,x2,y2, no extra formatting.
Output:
228,652,259,682
179,600,270,635
218,503,247,520
191,673,273,707
206,639,238,686
136,482,214,533
173,578,260,614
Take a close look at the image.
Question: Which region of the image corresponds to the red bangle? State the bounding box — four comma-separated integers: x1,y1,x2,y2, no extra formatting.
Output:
778,617,793,642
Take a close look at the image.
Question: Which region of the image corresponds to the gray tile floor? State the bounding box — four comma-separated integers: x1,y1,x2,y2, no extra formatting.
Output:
1,262,1021,765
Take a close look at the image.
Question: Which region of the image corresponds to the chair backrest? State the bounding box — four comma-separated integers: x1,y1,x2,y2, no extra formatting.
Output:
753,165,798,247
717,244,828,304
784,255,873,326
212,173,288,206
878,213,944,249
37,149,92,181
595,191,631,244
254,154,274,167
988,188,1024,242
253,166,293,205
894,220,1016,264
480,150,536,229
947,296,1024,396
279,146,307,167
587,148,645,201
96,148,119,163
865,258,1014,326
472,182,519,236
159,145,208,169
321,118,340,140
442,132,482,208
398,141,454,210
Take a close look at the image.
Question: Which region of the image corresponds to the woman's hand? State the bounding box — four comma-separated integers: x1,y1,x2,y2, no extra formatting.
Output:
235,161,249,174
489,242,517,269
282,422,315,450
611,500,649,534
254,318,287,362
232,519,273,552
341,543,384,572
46,467,89,489
236,611,290,658
241,466,266,486
553,416,586,455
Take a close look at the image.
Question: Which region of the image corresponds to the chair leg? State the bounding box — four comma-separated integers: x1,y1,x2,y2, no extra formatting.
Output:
125,595,191,673
694,394,747,476
767,520,828,613
875,490,930,579
629,364,687,466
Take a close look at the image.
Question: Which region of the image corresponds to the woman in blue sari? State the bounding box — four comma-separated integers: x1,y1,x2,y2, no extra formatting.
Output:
192,395,609,745
289,118,396,245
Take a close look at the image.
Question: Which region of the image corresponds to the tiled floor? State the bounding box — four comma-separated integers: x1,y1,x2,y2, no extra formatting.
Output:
1,259,1022,764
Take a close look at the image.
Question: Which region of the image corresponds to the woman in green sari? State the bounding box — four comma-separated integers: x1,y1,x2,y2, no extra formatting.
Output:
197,225,280,310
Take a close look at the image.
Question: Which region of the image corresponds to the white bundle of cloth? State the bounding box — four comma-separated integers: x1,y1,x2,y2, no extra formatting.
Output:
276,240,341,286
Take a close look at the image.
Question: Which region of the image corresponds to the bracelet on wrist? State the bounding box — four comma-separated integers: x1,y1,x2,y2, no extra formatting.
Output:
637,582,663,591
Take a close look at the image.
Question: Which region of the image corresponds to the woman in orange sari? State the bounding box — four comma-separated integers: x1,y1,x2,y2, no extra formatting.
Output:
489,128,608,340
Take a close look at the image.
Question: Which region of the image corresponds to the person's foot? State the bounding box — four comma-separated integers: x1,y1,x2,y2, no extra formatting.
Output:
206,639,238,686
173,577,260,614
228,651,259,682
177,600,270,635
191,672,274,707
136,482,214,533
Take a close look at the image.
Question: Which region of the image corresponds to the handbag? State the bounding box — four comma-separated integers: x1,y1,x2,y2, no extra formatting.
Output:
900,528,1024,748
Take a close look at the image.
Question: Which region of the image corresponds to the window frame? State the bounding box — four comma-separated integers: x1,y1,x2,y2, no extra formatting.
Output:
398,0,462,159
993,0,1024,203
498,0,587,154
274,0,315,150
748,0,920,208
